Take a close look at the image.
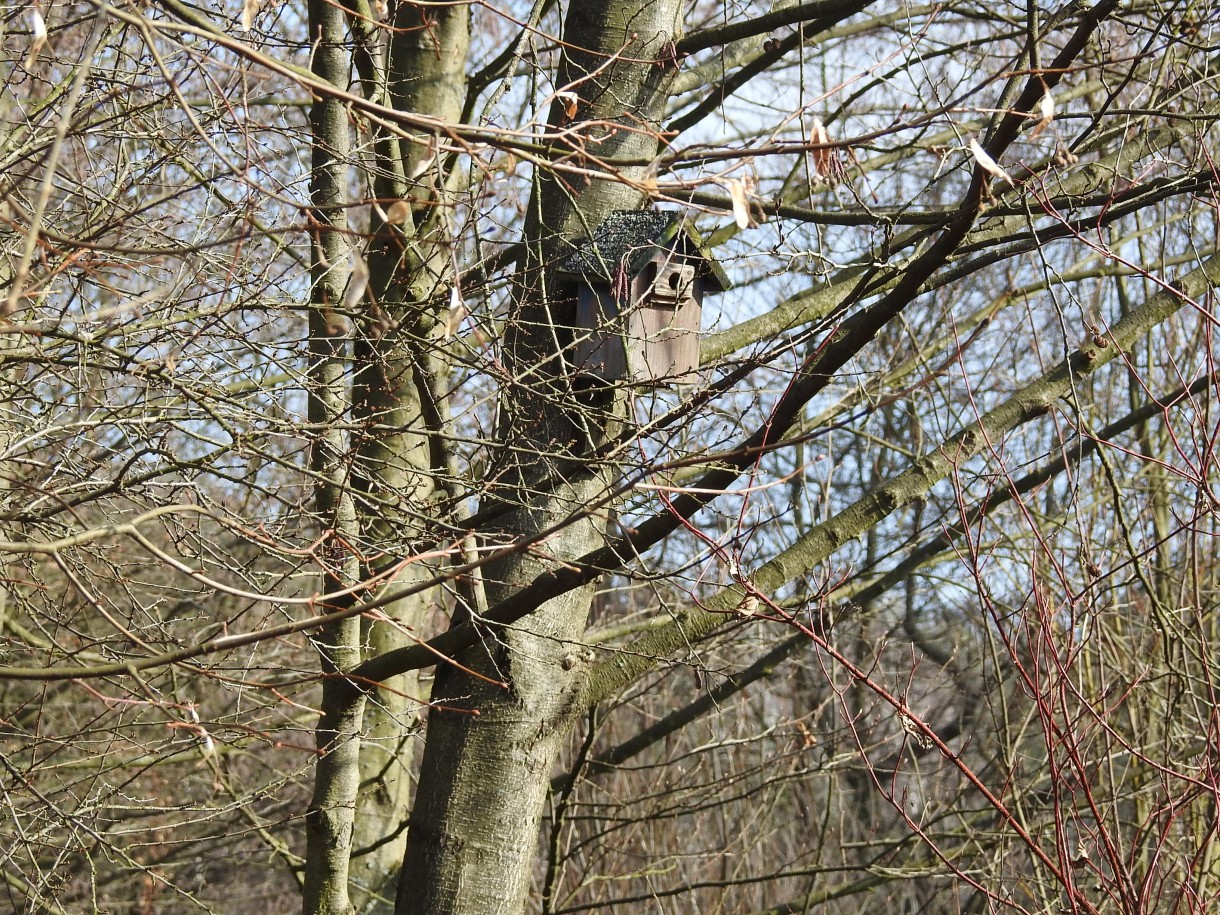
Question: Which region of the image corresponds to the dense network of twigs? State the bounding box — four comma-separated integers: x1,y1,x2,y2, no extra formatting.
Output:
3,1,1220,913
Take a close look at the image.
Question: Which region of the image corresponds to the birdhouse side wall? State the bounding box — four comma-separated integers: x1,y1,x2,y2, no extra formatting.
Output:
572,284,627,380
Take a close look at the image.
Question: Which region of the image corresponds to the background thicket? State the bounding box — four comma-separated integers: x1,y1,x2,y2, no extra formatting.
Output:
3,1,1220,914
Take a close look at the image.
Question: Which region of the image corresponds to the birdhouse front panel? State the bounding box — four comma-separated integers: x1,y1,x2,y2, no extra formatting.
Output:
647,260,697,305
627,294,702,382
622,252,704,382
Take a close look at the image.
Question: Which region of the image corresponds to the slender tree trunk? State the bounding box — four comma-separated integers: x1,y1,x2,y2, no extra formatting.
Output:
396,2,683,912
302,0,363,911
348,4,470,908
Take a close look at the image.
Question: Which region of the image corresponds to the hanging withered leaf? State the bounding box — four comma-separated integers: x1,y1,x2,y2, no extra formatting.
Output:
27,8,48,66
727,177,755,229
1028,91,1055,140
968,138,1014,186
554,91,579,121
809,117,834,180
184,706,216,759
898,706,935,750
734,592,760,617
446,285,467,340
342,250,370,314
241,0,261,30
385,199,412,226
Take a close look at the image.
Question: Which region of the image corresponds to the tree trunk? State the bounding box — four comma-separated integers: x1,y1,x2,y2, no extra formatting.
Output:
302,0,363,911
349,3,471,908
395,1,683,912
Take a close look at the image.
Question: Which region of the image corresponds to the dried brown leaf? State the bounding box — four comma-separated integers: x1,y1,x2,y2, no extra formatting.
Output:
1028,91,1055,140
241,0,260,30
385,200,411,226
27,8,48,65
809,116,833,179
727,178,754,229
555,91,579,120
968,138,1014,186
728,180,749,229
342,251,370,313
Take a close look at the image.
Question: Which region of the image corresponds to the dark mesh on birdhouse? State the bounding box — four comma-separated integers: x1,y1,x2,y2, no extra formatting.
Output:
559,210,680,282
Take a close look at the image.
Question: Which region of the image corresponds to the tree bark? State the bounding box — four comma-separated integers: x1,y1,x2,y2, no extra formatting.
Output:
302,0,363,911
349,4,471,909
395,1,684,912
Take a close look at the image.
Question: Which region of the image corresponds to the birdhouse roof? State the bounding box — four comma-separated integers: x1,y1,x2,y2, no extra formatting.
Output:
558,210,730,293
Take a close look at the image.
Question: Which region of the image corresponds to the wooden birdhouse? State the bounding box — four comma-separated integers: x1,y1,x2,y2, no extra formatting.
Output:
559,210,730,384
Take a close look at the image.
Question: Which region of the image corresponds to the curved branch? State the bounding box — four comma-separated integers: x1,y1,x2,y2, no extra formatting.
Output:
669,7,864,135
676,0,872,55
